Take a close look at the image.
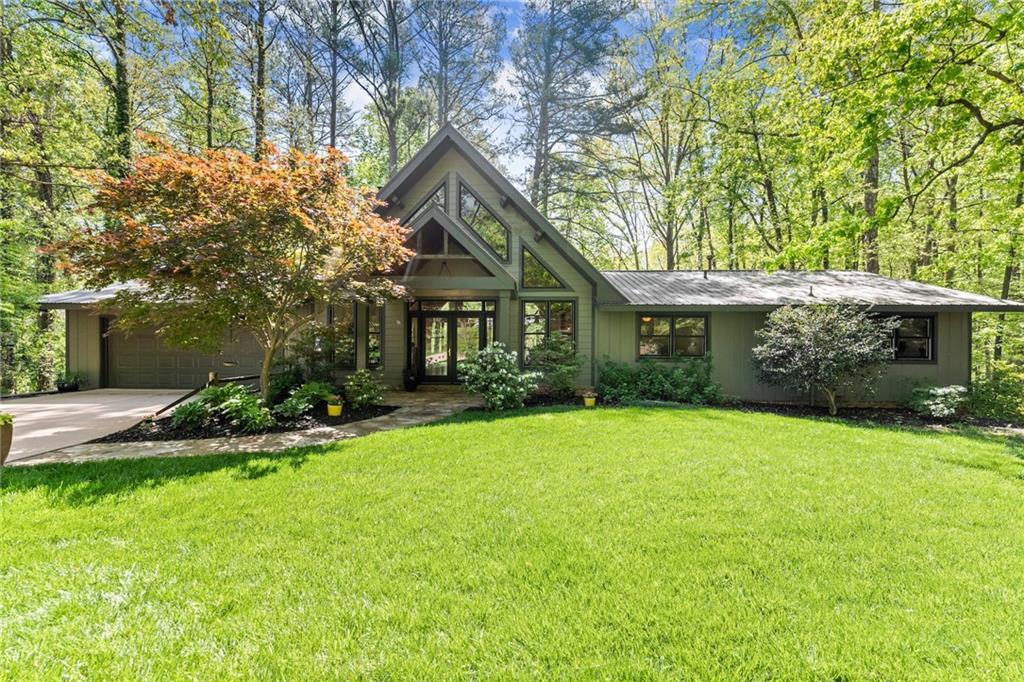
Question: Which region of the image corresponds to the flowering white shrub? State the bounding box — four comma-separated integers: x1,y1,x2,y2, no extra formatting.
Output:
910,385,968,418
459,342,540,411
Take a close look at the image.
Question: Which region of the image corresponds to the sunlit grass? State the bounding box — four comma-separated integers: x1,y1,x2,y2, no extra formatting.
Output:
2,407,1023,679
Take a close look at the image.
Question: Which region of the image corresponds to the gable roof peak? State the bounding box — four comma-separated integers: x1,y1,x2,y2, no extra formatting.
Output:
378,124,625,302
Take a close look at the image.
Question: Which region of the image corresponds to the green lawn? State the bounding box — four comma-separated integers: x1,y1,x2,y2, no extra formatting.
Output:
2,407,1023,680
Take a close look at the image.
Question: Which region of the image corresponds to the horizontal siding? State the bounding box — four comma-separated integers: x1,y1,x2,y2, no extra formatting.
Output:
67,309,102,388
595,309,972,404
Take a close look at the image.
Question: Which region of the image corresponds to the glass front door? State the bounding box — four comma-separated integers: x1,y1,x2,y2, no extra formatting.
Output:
410,301,495,383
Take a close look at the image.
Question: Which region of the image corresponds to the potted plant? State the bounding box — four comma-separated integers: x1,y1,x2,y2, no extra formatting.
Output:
326,394,343,417
0,413,13,465
582,390,597,408
402,367,418,392
56,371,87,393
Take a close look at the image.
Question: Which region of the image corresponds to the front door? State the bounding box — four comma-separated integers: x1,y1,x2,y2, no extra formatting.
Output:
410,301,495,383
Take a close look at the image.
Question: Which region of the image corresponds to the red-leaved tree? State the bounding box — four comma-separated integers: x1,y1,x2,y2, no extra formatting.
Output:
60,137,410,402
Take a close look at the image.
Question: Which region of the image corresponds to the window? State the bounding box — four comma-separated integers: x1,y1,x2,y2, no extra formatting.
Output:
405,182,446,224
367,303,383,368
893,315,933,361
522,247,563,288
329,303,357,369
458,182,509,259
638,314,707,358
522,300,574,362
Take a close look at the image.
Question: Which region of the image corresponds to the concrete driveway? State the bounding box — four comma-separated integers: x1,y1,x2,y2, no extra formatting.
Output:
0,389,188,463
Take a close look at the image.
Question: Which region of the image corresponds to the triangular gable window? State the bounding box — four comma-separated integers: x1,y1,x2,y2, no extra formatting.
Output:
522,246,564,288
458,182,509,260
405,183,446,225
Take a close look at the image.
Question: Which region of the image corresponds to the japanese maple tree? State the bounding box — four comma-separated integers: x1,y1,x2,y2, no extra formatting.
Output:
61,138,410,402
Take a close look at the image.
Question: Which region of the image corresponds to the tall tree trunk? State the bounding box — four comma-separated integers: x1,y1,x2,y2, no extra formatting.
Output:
994,153,1024,360
328,0,339,148
111,0,132,176
943,174,958,285
204,63,215,149
253,0,267,159
726,191,737,270
30,112,57,390
862,144,880,273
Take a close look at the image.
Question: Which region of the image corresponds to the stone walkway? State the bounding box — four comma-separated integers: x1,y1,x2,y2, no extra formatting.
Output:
10,388,482,467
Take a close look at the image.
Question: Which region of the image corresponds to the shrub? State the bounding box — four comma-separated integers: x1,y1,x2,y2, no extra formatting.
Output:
171,382,275,433
597,357,722,406
267,363,304,405
344,370,385,409
171,400,209,429
273,380,335,418
459,342,540,411
527,334,583,399
969,362,1024,422
0,413,13,426
752,305,897,415
910,385,968,419
216,389,275,433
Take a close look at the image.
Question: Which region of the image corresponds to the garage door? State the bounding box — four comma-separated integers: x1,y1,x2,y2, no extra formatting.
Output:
106,327,265,389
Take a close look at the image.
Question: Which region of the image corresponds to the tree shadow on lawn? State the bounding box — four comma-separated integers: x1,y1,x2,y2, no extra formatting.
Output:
0,443,344,508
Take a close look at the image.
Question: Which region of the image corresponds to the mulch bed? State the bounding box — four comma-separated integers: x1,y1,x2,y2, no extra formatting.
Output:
728,401,1024,430
471,393,1023,431
91,405,397,444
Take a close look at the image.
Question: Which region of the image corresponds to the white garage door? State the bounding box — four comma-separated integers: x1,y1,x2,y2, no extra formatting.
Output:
106,327,265,389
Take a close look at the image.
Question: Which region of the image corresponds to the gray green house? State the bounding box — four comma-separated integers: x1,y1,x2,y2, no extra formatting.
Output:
42,125,1024,403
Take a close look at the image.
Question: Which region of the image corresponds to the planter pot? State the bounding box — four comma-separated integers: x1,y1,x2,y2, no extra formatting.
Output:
0,423,12,466
56,384,79,393
583,396,596,408
327,403,343,417
403,374,418,392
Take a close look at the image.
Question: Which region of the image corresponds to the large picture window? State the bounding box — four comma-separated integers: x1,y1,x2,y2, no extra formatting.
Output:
458,182,510,259
326,303,357,369
638,314,707,358
893,315,933,361
522,300,574,361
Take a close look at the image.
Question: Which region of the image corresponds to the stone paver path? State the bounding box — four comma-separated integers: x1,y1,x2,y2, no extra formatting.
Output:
10,389,482,467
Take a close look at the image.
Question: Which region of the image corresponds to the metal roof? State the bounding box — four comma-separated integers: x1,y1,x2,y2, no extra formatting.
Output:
37,282,144,309
600,270,1024,311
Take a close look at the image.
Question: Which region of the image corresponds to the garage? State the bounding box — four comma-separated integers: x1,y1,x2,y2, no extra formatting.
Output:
105,325,265,389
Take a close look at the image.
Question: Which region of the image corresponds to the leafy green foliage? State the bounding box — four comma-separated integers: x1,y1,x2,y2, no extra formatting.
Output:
968,363,1024,423
267,364,304,406
597,357,722,406
55,371,88,391
273,381,335,419
753,306,897,415
171,400,209,429
0,413,13,426
527,335,583,399
170,382,275,433
459,342,539,411
909,385,968,419
344,370,385,410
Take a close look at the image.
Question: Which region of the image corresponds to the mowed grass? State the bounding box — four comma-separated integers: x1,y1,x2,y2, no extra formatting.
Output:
2,407,1024,680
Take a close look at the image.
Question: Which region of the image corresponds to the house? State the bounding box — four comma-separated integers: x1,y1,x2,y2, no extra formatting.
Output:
41,125,1024,403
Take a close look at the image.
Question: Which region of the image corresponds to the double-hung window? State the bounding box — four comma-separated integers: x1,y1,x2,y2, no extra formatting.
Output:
893,315,933,361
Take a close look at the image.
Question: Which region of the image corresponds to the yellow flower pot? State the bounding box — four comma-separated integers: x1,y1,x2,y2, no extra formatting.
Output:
583,396,596,407
327,403,343,417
